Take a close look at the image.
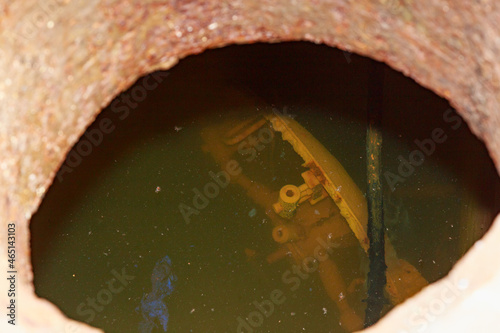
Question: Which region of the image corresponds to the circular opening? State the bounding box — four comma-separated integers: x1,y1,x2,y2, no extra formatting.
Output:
30,42,500,332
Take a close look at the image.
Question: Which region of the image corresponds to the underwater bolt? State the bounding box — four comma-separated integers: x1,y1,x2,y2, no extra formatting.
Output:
272,224,302,243
274,184,301,218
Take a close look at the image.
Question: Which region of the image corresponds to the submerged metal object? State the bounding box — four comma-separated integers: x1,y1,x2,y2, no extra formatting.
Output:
267,113,370,251
202,111,368,331
265,112,428,304
203,109,429,330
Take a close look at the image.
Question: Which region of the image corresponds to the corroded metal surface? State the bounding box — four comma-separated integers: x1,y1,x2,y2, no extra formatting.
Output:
0,0,499,332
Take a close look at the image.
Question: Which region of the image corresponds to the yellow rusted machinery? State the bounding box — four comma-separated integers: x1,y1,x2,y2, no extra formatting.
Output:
201,108,428,331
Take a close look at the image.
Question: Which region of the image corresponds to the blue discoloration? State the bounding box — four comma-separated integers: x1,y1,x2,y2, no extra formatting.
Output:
137,255,176,332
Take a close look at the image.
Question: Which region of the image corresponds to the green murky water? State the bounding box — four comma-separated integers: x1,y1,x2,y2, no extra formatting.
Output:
31,43,500,333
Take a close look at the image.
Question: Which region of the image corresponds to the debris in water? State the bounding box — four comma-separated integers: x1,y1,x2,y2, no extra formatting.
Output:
248,208,257,217
136,255,176,332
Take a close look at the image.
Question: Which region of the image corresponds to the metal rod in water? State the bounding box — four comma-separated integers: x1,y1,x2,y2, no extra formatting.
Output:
364,60,388,327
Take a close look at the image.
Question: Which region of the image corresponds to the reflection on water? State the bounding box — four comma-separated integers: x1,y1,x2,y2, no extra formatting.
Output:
30,42,499,332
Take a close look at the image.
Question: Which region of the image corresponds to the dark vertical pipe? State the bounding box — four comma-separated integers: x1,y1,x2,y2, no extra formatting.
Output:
364,60,388,327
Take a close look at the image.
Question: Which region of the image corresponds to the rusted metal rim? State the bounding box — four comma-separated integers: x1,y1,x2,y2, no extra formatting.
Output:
0,1,499,332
